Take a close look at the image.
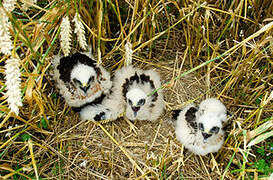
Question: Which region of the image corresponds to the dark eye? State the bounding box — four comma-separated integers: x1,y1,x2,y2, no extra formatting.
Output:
128,99,132,105
73,78,81,85
210,126,220,134
138,99,145,106
87,76,95,84
199,123,204,131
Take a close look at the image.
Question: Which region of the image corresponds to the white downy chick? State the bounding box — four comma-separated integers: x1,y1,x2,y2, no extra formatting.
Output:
80,65,165,122
173,98,229,156
52,50,112,111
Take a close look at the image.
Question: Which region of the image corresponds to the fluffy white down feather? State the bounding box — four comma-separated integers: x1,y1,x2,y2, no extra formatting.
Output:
198,98,228,123
52,51,112,108
174,98,228,156
82,65,165,121
80,104,111,121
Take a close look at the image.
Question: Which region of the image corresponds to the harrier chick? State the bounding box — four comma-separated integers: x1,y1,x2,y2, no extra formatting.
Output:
173,98,229,156
80,65,165,121
52,51,112,111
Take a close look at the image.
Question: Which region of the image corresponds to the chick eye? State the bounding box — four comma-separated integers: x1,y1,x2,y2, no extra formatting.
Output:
87,76,95,84
128,99,132,105
198,123,204,131
210,126,220,134
73,78,82,85
138,99,146,106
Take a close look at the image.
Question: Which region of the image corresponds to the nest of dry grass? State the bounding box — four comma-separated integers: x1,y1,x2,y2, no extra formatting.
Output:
0,0,273,179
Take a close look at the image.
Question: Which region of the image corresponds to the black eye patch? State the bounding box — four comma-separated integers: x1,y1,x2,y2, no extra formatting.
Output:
128,99,132,105
210,126,220,134
73,78,82,85
198,123,204,131
87,76,95,84
137,99,145,106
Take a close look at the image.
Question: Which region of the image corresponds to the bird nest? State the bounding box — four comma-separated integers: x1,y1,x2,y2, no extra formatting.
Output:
42,46,232,179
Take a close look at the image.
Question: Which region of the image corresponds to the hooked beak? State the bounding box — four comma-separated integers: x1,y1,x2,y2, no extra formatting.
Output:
132,106,140,117
81,83,89,93
202,132,212,143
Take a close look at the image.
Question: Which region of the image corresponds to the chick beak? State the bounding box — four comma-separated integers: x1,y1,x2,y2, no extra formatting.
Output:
131,106,140,117
202,131,212,143
81,83,89,93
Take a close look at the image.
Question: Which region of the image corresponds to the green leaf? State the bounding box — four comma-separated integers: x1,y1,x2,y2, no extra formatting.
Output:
255,95,263,105
21,133,31,142
41,117,48,129
51,93,57,99
256,146,265,156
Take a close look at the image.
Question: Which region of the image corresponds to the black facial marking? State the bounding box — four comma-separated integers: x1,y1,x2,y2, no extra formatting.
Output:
199,123,204,131
140,74,150,84
57,52,97,83
172,109,182,120
121,72,158,103
122,73,140,100
185,107,198,129
128,99,133,106
73,78,82,85
122,78,130,100
202,132,212,140
87,76,95,84
137,99,145,106
130,72,140,83
139,73,158,102
210,126,220,134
